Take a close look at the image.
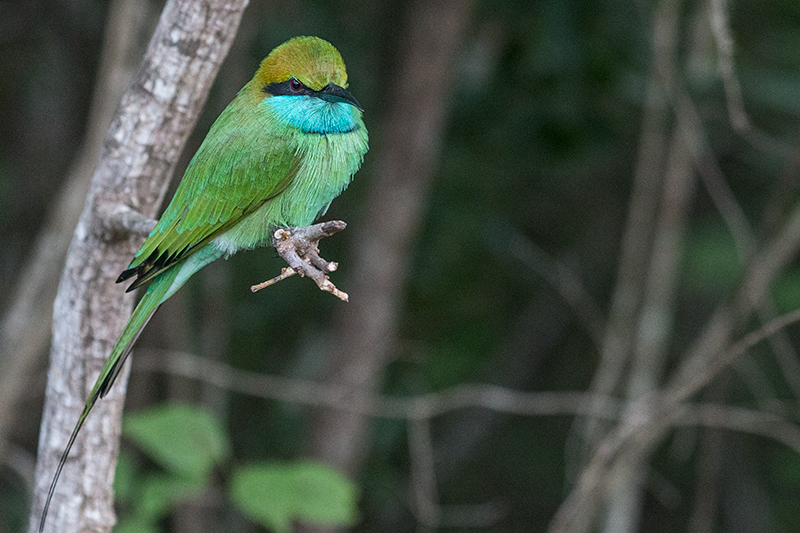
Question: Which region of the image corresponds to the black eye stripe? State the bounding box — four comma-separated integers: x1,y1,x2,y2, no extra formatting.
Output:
263,79,313,96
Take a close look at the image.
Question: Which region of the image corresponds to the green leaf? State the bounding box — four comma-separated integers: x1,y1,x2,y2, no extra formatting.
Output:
230,461,359,533
123,404,229,480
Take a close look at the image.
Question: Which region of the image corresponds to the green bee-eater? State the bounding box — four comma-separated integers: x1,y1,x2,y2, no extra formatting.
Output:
39,36,368,531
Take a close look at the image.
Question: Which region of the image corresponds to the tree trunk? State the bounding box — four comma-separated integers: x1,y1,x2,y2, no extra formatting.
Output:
28,1,248,531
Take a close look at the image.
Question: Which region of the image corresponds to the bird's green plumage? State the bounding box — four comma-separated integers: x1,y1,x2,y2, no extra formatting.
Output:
120,100,304,290
40,36,368,532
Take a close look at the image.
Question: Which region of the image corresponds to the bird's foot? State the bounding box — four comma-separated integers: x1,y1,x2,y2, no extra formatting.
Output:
251,220,349,301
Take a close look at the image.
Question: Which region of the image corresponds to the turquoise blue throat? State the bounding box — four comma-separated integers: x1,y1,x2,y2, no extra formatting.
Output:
266,95,361,134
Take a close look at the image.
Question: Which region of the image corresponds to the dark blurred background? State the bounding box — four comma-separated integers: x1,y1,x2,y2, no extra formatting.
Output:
3,0,800,531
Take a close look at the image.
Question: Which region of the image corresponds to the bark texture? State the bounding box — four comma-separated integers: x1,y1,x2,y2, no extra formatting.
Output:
28,1,248,531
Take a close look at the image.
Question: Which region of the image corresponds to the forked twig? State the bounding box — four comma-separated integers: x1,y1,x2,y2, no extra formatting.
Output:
251,220,349,301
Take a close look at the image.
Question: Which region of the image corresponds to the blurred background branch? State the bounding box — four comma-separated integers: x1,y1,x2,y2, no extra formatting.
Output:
0,0,155,466
300,8,476,532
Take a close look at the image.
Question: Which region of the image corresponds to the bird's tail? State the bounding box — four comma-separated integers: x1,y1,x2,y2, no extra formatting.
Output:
39,245,226,532
100,264,182,399
38,265,180,532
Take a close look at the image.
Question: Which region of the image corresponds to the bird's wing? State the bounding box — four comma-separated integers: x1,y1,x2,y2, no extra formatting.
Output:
118,124,300,291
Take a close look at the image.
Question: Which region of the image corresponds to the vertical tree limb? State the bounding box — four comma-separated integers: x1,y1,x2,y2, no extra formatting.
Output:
602,123,696,533
549,192,800,533
565,1,683,528
28,1,248,531
573,0,681,465
302,0,475,505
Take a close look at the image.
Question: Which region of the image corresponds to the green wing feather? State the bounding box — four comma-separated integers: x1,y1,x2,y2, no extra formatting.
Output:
118,102,300,291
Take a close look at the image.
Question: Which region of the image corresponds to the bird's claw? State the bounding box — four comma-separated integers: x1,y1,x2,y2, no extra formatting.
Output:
250,221,349,301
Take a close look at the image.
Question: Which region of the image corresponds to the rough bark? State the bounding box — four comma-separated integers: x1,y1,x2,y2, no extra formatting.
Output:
28,1,248,531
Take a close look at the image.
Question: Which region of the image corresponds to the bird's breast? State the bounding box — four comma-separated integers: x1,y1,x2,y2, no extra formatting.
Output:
211,117,368,255
284,126,368,223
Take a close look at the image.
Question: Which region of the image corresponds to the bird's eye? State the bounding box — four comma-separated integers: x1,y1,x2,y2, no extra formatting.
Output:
289,78,303,92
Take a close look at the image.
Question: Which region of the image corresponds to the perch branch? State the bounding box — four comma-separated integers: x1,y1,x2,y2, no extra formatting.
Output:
251,220,349,301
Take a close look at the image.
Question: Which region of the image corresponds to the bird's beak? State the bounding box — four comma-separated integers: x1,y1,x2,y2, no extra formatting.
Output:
318,83,363,111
